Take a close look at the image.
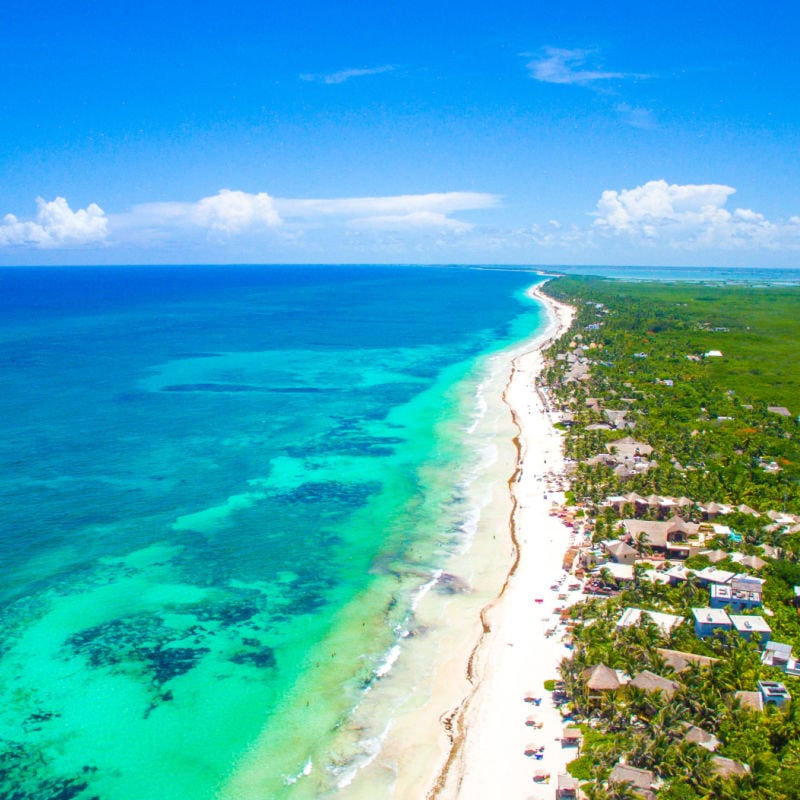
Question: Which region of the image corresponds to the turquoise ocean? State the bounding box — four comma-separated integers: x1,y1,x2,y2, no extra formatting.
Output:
0,265,548,799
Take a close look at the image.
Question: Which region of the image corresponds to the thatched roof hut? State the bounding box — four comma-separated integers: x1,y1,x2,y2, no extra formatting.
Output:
630,670,679,698
656,648,718,672
712,755,749,778
583,663,622,691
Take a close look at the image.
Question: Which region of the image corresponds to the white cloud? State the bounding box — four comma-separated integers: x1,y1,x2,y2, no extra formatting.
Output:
106,189,496,247
591,180,791,248
122,189,281,235
348,211,473,231
509,180,800,256
0,197,107,248
194,189,280,231
300,65,395,84
526,48,627,85
595,180,735,233
276,191,499,221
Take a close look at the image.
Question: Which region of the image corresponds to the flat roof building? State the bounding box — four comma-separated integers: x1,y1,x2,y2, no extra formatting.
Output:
729,614,772,645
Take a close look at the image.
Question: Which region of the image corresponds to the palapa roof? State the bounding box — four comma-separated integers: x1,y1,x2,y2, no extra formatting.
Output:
609,763,655,790
683,724,720,751
630,670,679,698
657,648,718,672
558,773,580,790
712,756,749,778
584,663,622,691
603,539,638,559
767,405,791,417
734,690,763,711
621,518,699,549
606,436,652,456
760,544,781,558
625,491,646,502
666,515,689,533
733,554,767,571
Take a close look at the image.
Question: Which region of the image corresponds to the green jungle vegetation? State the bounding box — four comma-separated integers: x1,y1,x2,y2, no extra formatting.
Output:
544,277,800,515
540,277,800,799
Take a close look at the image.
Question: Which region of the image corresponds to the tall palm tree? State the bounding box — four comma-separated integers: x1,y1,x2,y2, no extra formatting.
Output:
634,530,652,557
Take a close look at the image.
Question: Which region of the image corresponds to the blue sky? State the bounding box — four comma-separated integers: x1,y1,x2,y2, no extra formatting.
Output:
2,1,800,266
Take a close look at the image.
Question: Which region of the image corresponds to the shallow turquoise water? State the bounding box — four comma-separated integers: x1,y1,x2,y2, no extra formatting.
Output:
0,265,545,799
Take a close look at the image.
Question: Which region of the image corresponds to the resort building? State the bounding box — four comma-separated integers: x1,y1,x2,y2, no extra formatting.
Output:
608,764,657,800
729,614,772,646
556,773,580,799
583,663,628,700
606,437,652,458
620,517,699,560
709,577,764,612
617,607,685,637
735,690,765,711
594,562,634,583
730,553,767,571
768,405,792,417
664,564,692,585
761,642,800,675
683,725,720,752
641,569,671,585
694,566,736,587
601,539,638,565
657,648,718,672
692,608,732,639
758,680,791,709
561,727,582,748
629,670,680,699
711,756,749,779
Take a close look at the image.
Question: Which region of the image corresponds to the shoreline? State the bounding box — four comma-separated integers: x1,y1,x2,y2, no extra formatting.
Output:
332,280,575,800
430,282,577,798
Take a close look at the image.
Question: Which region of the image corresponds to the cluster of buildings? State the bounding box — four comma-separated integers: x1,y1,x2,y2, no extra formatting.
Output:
584,437,658,479
542,302,800,796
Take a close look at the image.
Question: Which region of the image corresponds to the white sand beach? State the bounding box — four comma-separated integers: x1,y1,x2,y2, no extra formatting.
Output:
337,282,576,800
432,284,578,799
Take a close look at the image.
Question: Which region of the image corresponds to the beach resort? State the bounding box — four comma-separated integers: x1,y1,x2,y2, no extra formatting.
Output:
417,277,800,799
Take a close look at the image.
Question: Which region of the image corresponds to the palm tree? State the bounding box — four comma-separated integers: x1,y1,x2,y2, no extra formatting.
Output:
606,781,642,800
634,530,652,558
